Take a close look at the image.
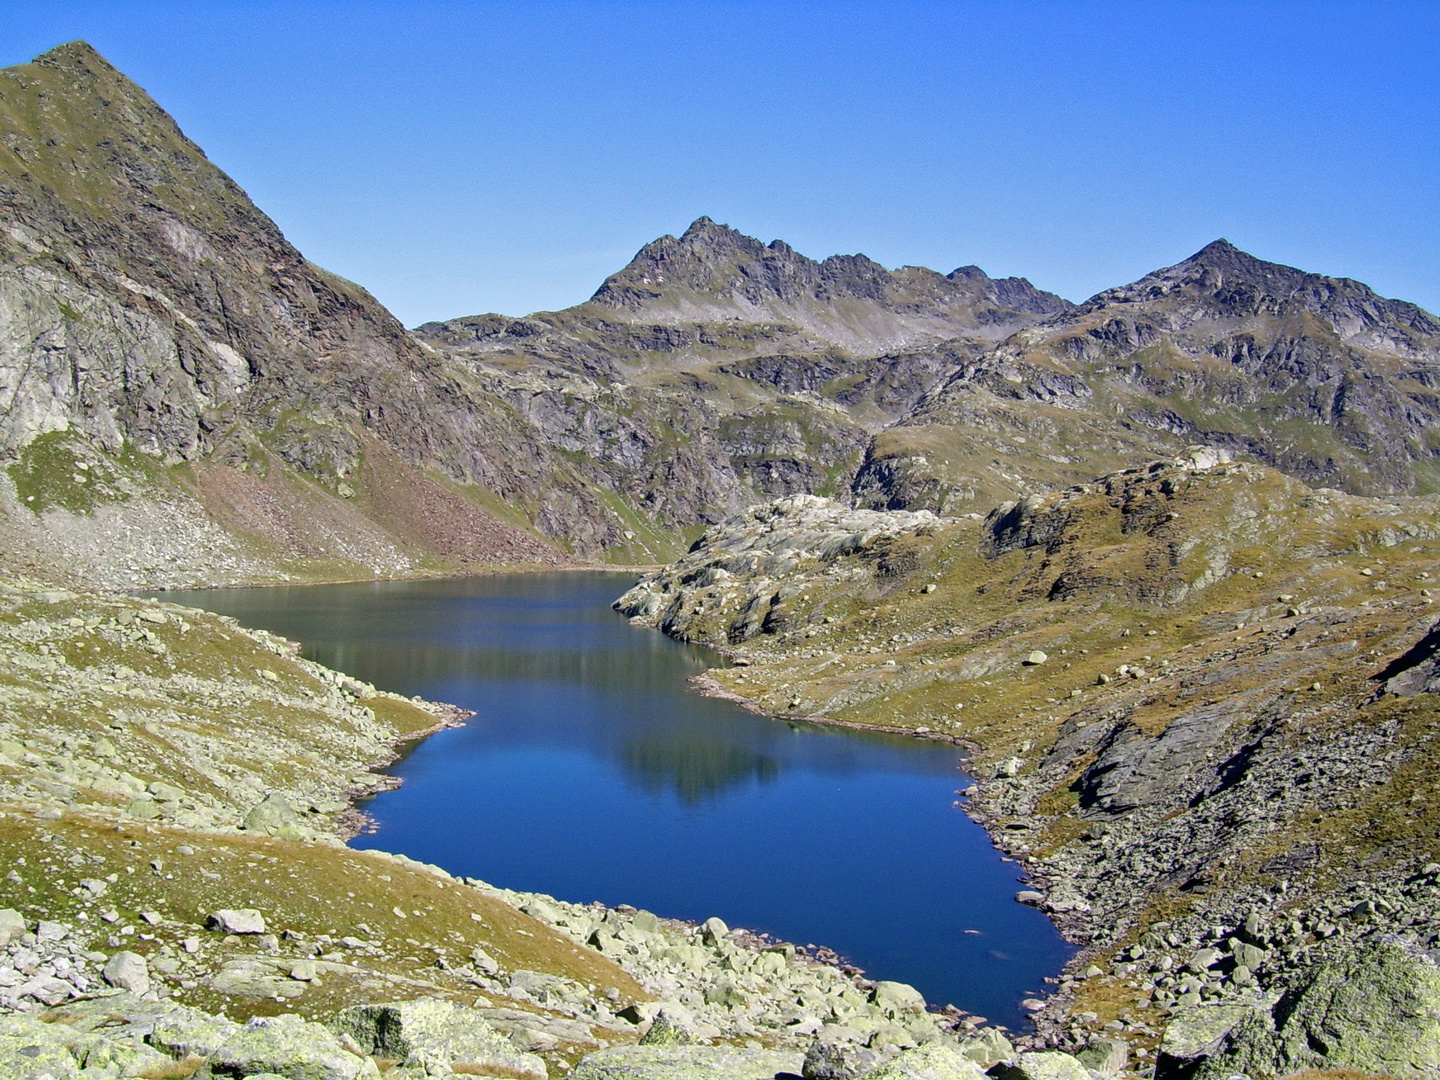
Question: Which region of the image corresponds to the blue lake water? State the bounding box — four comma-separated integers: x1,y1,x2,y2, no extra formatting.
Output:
161,571,1073,1028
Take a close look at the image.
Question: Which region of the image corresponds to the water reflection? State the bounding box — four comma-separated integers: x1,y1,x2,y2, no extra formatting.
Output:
159,573,1074,1028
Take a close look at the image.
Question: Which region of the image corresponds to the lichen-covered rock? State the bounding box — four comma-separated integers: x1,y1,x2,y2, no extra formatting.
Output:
956,1027,1013,1067
1157,1003,1256,1073
567,1044,804,1080
0,1013,79,1079
147,1007,243,1058
1195,938,1440,1079
331,999,545,1077
987,1051,1091,1080
70,1030,172,1077
856,1042,988,1080
804,1037,884,1080
243,792,300,835
1073,1035,1128,1076
193,1013,377,1080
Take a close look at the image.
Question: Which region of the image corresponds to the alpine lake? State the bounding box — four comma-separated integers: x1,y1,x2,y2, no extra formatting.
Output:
159,571,1073,1029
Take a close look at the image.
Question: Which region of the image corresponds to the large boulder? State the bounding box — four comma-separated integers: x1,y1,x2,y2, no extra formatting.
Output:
988,1051,1091,1080
330,1000,546,1077
243,793,301,836
856,1042,989,1079
101,950,150,994
192,1014,377,1080
1194,937,1440,1079
567,1044,805,1079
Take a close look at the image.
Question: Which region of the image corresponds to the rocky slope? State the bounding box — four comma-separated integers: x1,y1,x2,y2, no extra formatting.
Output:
0,41,641,582
617,452,1440,1076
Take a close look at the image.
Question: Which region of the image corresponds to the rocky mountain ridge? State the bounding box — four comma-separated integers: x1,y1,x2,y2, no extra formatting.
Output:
4,43,1440,578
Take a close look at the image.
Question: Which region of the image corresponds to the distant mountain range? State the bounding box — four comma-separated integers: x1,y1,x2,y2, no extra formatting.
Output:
1,41,1437,585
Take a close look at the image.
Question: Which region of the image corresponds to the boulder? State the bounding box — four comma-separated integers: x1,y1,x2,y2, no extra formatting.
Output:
147,1009,243,1058
1073,1035,1128,1076
870,980,927,1018
804,1037,884,1079
101,950,150,995
208,908,267,935
957,1027,1013,1067
987,1051,1090,1080
856,1042,987,1079
331,999,546,1077
193,1014,377,1080
243,793,301,836
206,958,305,999
638,1007,701,1047
0,908,26,945
568,1044,804,1080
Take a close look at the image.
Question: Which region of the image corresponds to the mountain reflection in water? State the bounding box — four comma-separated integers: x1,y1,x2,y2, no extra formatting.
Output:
160,572,1073,1029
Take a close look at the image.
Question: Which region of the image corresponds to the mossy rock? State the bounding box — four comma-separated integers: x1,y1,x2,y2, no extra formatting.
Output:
1196,937,1440,1078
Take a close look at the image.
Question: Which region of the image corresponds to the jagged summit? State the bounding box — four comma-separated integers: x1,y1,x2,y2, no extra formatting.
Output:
582,216,1069,351
1088,237,1440,339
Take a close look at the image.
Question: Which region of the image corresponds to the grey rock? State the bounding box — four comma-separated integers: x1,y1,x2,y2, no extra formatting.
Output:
147,1008,243,1058
243,793,300,835
0,909,25,946
331,999,546,1077
1196,938,1440,1078
803,1038,884,1079
206,958,304,999
956,1028,1013,1067
208,908,267,935
0,1012,79,1079
638,1007,701,1047
102,950,150,995
870,981,927,1018
1073,1035,1128,1076
856,1042,987,1080
568,1044,804,1080
987,1051,1090,1080
194,1013,377,1080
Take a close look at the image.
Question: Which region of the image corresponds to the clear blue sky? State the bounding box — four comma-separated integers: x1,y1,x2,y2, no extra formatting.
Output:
4,2,1437,326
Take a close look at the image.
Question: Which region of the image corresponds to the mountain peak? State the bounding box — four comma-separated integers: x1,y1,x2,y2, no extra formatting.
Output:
33,40,112,73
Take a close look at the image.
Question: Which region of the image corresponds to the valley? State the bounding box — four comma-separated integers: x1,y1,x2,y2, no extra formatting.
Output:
1,37,1438,1080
